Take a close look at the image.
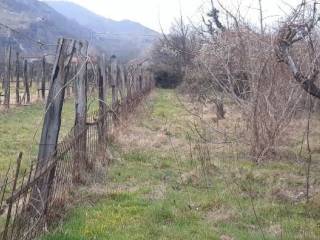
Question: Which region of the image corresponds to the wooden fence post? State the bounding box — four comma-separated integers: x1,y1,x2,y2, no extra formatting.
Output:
71,63,77,94
2,152,22,240
15,52,20,105
122,66,128,115
117,65,125,102
23,59,30,104
97,57,107,144
37,38,75,167
37,62,41,99
110,55,117,108
130,71,135,100
32,38,75,215
4,45,12,108
100,56,107,109
29,62,34,88
139,67,143,94
102,54,108,102
134,71,138,98
126,68,132,102
41,56,46,100
66,64,71,98
1,67,4,89
74,40,88,182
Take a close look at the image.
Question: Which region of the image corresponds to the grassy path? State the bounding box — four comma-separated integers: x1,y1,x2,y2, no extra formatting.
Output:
41,89,319,240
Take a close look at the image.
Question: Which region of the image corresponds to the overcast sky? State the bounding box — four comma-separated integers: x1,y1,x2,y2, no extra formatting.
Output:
54,0,302,32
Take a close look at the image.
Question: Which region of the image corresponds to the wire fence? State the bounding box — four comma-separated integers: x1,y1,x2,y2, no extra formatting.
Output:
0,70,153,240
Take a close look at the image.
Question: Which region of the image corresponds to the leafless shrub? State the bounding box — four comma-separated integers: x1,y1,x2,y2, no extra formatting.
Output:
187,27,305,161
159,1,320,162
151,18,201,88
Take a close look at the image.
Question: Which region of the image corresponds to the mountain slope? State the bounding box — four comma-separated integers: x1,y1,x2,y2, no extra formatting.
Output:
45,1,159,59
45,1,158,37
0,0,158,60
0,0,94,56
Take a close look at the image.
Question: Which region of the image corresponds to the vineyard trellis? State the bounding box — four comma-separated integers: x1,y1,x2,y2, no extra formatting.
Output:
0,37,155,240
0,43,82,108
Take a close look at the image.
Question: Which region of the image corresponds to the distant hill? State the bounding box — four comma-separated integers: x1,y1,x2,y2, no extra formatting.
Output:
0,0,158,60
45,1,158,36
45,1,159,60
0,0,90,56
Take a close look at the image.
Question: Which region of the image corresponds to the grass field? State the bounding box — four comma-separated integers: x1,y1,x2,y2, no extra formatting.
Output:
0,85,104,173
0,98,77,174
39,89,320,240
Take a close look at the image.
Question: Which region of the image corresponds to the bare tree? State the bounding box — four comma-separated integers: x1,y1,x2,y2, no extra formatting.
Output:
172,0,311,161
276,1,320,99
151,17,200,88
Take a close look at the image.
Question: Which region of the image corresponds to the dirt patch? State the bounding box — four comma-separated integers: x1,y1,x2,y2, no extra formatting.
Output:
271,187,306,203
205,207,236,224
116,94,189,154
219,235,234,240
85,182,142,196
267,224,283,238
146,183,167,200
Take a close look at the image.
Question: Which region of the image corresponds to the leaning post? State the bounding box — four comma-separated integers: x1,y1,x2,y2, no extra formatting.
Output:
31,38,76,217
74,40,89,182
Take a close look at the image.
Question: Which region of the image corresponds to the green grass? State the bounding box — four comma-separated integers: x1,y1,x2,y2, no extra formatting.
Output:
42,192,217,240
39,88,320,239
44,146,319,239
151,89,185,120
0,90,102,174
0,99,76,172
